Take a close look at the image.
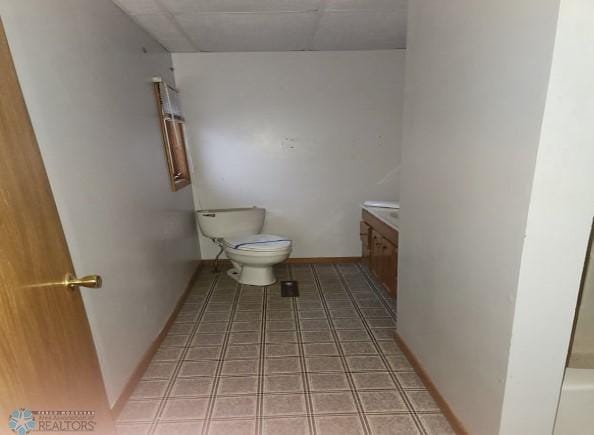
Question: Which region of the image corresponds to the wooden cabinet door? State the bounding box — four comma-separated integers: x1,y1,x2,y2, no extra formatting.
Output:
360,221,371,268
385,240,398,296
361,209,399,298
379,237,391,293
371,232,384,281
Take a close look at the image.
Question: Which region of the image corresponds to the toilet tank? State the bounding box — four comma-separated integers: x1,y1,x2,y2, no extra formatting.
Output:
196,207,265,239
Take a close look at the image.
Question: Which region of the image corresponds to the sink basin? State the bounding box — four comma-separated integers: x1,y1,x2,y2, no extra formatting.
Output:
389,211,399,219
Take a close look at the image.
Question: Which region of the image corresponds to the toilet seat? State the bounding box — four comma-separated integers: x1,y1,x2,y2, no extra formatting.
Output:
222,234,292,252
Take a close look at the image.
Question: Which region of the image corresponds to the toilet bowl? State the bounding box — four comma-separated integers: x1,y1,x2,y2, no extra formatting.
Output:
196,207,292,286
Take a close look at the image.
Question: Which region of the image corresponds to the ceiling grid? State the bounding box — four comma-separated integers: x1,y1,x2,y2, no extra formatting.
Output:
112,0,407,52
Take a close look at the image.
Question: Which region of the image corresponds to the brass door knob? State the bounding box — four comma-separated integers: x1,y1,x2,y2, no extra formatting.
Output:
64,273,102,290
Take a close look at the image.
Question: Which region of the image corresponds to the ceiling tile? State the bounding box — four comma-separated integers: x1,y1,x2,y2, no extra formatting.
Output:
159,38,196,52
159,0,322,14
131,13,194,48
113,0,162,14
313,10,406,50
324,0,406,11
175,12,319,51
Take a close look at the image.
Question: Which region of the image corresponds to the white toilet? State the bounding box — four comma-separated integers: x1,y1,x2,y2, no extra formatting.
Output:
196,207,292,286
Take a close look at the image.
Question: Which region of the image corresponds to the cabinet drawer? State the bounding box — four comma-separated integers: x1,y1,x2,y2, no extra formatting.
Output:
361,210,398,244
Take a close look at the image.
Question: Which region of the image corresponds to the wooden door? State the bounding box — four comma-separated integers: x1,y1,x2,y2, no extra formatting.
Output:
0,22,114,434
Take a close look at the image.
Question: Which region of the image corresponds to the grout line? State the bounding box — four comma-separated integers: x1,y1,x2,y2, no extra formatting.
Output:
290,263,318,435
310,264,372,435
117,264,453,435
333,264,428,435
200,279,242,435
355,263,398,321
255,284,268,435
118,409,446,426
147,276,220,434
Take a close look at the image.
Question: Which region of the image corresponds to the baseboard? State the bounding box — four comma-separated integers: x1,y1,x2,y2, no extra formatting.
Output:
394,332,468,435
287,257,361,264
201,257,361,267
111,261,203,418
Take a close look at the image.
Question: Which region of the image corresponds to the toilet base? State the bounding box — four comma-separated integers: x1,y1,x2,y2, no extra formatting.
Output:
226,268,241,281
227,265,276,286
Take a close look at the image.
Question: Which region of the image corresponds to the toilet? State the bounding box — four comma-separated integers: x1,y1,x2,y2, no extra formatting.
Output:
196,207,292,286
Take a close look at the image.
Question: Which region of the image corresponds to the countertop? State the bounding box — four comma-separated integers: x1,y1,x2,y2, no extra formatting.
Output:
361,204,399,230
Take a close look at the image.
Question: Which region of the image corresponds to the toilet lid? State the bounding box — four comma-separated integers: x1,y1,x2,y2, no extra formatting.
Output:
223,234,292,252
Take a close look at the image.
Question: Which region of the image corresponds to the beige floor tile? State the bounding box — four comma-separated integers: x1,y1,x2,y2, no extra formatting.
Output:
161,398,208,420
298,310,327,319
217,376,259,395
359,390,407,412
336,330,371,342
170,377,213,397
303,343,339,356
315,415,365,435
221,359,259,376
263,394,307,416
208,419,256,435
265,331,298,343
406,390,440,412
154,421,203,435
118,401,160,423
419,414,456,435
306,356,344,372
264,374,305,393
340,341,378,355
115,265,455,433
191,333,225,346
153,347,183,362
300,319,331,331
351,372,396,390
185,346,222,361
231,321,261,332
311,392,357,414
130,380,168,400
178,361,217,377
300,331,334,343
367,415,421,435
262,417,310,435
228,332,261,345
142,362,176,380
212,396,257,418
308,373,350,391
265,357,301,374
266,343,300,357
225,344,261,360
346,356,386,371
116,423,151,435
333,318,365,330
396,371,426,389
266,310,294,320
197,322,228,334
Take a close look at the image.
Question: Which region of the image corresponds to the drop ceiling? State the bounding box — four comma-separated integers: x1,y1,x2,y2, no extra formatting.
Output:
112,0,407,52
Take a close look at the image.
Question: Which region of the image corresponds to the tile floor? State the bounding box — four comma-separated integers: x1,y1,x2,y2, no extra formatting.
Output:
117,263,454,435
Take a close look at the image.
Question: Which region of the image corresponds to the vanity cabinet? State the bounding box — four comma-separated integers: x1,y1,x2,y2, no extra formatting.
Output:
361,209,398,297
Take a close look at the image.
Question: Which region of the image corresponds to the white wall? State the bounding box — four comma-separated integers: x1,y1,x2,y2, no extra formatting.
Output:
500,1,594,432
0,1,198,406
173,51,404,259
398,1,560,433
